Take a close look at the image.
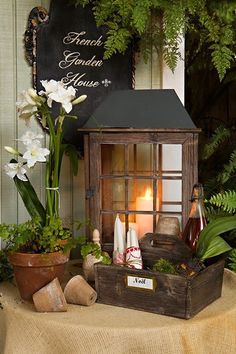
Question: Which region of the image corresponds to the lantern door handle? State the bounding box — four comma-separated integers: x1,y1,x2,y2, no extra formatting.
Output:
86,187,95,199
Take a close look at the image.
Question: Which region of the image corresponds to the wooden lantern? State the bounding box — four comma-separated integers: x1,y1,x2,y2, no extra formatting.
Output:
79,90,200,251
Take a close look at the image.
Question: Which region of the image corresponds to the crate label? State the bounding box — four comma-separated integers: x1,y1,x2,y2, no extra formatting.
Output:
126,275,157,292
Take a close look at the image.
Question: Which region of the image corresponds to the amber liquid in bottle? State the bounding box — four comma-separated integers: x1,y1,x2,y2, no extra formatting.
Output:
182,217,207,253
182,184,207,253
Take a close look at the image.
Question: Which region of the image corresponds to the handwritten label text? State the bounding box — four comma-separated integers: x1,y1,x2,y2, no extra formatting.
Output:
126,275,156,291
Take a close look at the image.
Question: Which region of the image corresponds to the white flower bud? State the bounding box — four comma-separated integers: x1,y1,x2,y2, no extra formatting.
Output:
28,88,38,99
4,146,20,155
72,95,87,105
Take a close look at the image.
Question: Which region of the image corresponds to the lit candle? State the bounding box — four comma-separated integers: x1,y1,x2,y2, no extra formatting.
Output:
136,188,159,239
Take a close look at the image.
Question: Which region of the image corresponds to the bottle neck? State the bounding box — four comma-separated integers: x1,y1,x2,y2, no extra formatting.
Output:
189,198,206,218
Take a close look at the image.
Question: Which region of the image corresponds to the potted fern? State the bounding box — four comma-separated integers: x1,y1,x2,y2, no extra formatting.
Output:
0,80,86,300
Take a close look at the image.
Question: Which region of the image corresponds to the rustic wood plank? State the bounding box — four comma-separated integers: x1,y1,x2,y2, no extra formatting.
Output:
0,0,18,232
94,260,224,319
140,233,192,268
188,259,225,317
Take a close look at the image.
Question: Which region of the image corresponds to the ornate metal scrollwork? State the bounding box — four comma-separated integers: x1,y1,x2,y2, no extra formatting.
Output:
24,6,49,88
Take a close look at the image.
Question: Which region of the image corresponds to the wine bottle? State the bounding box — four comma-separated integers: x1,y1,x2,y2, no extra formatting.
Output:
182,183,207,253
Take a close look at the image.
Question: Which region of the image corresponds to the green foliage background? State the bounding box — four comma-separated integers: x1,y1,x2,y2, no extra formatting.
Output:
70,0,236,81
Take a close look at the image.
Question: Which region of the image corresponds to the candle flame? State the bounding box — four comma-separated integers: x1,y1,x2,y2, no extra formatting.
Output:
144,188,152,200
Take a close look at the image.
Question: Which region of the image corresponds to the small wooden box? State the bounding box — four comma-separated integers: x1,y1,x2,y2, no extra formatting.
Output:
94,260,224,319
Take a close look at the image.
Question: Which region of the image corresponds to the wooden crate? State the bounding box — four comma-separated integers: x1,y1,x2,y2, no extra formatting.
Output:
94,259,224,319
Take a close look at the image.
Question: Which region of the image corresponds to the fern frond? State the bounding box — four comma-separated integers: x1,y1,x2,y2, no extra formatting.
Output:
71,0,236,80
116,0,135,25
211,43,235,81
70,0,89,6
209,190,236,213
185,0,205,15
201,126,230,160
103,28,132,58
162,2,185,72
132,0,151,34
163,47,180,73
93,1,118,26
217,150,236,184
228,248,236,272
202,177,221,197
205,205,230,222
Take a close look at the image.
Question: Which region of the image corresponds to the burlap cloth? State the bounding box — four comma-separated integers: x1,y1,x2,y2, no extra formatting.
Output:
0,268,236,354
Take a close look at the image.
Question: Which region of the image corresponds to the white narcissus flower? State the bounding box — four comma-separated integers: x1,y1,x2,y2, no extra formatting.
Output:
23,142,50,168
39,80,66,108
40,79,76,113
49,85,76,113
4,163,28,181
40,80,64,95
16,88,44,123
17,131,44,146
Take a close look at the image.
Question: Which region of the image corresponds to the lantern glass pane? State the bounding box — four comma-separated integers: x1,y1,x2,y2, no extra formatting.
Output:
101,144,125,175
101,178,125,210
102,213,116,244
128,179,157,210
129,144,157,176
162,180,182,202
127,179,158,239
162,144,182,171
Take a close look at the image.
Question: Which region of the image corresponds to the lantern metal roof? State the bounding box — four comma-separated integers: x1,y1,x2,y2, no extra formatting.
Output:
81,89,198,131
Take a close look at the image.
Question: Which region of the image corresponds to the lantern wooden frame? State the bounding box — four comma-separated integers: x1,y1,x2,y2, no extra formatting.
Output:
81,127,200,249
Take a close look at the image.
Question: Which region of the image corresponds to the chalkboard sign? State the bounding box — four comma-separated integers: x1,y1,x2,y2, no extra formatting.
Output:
25,0,133,149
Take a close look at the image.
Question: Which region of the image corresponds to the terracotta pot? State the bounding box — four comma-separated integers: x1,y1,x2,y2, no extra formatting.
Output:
64,275,97,306
8,251,69,301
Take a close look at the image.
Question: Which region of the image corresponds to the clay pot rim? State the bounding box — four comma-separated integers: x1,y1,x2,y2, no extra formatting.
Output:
64,275,84,293
8,251,69,267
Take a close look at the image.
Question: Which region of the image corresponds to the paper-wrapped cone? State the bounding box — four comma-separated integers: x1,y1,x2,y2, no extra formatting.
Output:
113,214,126,265
126,228,143,269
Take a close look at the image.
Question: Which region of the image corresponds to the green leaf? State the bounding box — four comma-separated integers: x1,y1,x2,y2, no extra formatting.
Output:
199,235,231,260
11,159,46,225
64,115,78,120
201,126,230,160
64,144,79,176
196,216,236,260
81,242,101,259
228,248,236,272
209,190,236,213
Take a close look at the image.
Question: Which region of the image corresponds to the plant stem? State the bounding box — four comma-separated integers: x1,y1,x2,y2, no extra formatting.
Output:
45,108,58,223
